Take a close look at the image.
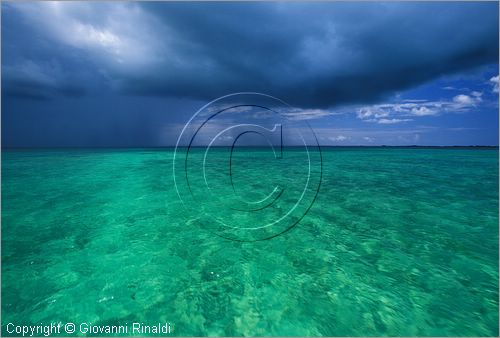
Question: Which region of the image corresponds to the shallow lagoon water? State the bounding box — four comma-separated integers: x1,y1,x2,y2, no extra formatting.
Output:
2,148,498,336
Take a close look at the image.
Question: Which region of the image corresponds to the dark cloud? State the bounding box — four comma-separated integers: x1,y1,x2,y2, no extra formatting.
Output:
2,2,498,108
3,62,86,100
137,2,499,108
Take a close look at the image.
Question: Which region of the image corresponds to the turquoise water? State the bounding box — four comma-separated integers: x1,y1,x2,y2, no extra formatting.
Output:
2,148,498,336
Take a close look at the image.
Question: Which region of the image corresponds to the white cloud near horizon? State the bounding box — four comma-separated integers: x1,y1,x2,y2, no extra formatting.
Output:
490,75,499,93
280,108,336,121
329,135,349,142
355,91,483,124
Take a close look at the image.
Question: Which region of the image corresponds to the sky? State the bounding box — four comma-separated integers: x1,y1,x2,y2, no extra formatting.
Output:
2,1,499,147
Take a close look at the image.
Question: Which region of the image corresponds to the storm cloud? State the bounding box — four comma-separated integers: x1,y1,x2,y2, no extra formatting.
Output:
3,1,498,108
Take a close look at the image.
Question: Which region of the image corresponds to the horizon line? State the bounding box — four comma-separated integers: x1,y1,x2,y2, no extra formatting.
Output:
2,145,499,150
